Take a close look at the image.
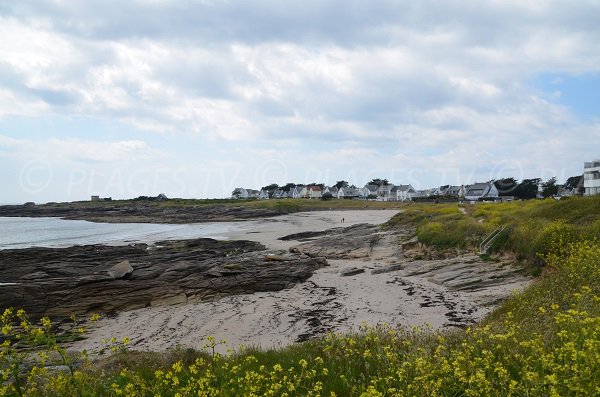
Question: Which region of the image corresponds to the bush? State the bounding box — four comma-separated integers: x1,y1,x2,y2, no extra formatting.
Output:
321,192,333,200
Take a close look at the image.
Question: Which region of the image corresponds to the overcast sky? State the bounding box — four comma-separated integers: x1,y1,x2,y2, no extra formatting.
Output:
1,0,599,203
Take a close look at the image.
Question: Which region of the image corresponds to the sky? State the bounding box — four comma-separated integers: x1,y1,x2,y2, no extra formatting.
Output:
1,0,599,203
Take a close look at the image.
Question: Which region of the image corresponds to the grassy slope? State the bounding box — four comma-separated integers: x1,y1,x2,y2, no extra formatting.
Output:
2,197,599,396
385,195,600,262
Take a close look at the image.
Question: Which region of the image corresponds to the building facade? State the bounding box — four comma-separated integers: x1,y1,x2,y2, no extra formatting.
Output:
584,160,600,196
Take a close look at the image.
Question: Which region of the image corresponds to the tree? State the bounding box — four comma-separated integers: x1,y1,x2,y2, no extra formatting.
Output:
261,183,279,192
494,178,518,196
367,178,389,187
334,180,349,189
281,183,297,192
564,175,583,193
513,178,541,200
321,192,333,200
542,177,559,198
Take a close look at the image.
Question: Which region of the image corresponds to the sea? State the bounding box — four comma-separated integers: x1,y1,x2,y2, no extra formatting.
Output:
0,217,254,251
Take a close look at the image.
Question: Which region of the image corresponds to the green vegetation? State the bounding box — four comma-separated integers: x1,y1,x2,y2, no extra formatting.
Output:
51,198,404,213
2,197,599,396
247,199,403,212
385,195,600,262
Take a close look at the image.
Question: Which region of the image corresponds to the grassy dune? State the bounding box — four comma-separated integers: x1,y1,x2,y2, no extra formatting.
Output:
386,195,600,262
1,197,599,396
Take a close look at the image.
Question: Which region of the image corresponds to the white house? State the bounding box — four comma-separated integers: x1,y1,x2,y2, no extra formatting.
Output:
393,184,417,201
584,159,600,196
258,190,270,200
446,185,465,198
432,186,449,196
358,187,371,199
272,189,289,199
289,186,305,199
415,188,436,198
338,187,360,199
464,182,499,201
363,184,379,198
231,188,248,199
376,184,394,200
306,185,322,199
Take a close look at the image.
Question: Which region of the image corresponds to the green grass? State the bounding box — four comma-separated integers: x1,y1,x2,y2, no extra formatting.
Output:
385,196,600,262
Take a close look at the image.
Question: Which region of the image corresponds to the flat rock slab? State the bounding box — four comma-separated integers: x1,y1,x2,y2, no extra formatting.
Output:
340,267,365,277
0,203,280,224
0,238,327,318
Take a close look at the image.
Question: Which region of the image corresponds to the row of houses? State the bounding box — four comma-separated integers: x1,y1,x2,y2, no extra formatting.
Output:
232,181,503,202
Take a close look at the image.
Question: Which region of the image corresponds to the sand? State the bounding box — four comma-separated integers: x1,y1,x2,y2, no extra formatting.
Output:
72,210,529,353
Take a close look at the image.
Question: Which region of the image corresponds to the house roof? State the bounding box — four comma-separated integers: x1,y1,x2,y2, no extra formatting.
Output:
341,187,359,195
307,185,322,191
365,184,379,192
396,184,414,192
466,182,491,191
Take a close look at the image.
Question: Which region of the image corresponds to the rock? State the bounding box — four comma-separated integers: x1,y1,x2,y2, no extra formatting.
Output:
340,267,365,277
107,260,133,279
0,238,328,319
0,203,282,224
278,229,340,241
289,224,398,259
371,263,404,274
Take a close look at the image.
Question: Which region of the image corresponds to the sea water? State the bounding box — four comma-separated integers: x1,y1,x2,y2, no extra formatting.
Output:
0,217,254,250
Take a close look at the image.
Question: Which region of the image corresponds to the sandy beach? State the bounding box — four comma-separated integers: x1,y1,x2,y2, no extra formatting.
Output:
72,209,530,353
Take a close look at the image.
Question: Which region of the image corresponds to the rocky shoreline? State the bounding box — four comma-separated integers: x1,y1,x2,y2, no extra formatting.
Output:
69,215,530,353
0,238,326,319
1,210,531,352
0,202,280,224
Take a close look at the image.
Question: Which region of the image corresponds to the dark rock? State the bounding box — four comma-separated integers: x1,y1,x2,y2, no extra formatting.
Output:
0,238,328,319
371,263,404,274
289,224,381,259
278,229,341,241
0,203,281,224
340,267,365,277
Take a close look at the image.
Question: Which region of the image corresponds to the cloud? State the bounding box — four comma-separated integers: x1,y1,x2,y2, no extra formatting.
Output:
0,1,599,200
0,135,163,164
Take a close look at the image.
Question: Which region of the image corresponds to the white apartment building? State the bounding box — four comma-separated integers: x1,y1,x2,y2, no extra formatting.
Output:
584,159,600,196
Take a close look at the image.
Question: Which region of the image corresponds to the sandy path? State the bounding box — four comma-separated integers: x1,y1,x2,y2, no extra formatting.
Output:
72,209,529,353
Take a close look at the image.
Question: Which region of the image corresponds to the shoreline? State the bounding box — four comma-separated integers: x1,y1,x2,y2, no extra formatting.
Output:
0,200,403,225
70,209,530,353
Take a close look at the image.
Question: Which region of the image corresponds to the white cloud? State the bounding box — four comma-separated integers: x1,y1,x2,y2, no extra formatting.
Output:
0,1,599,200
0,135,163,164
